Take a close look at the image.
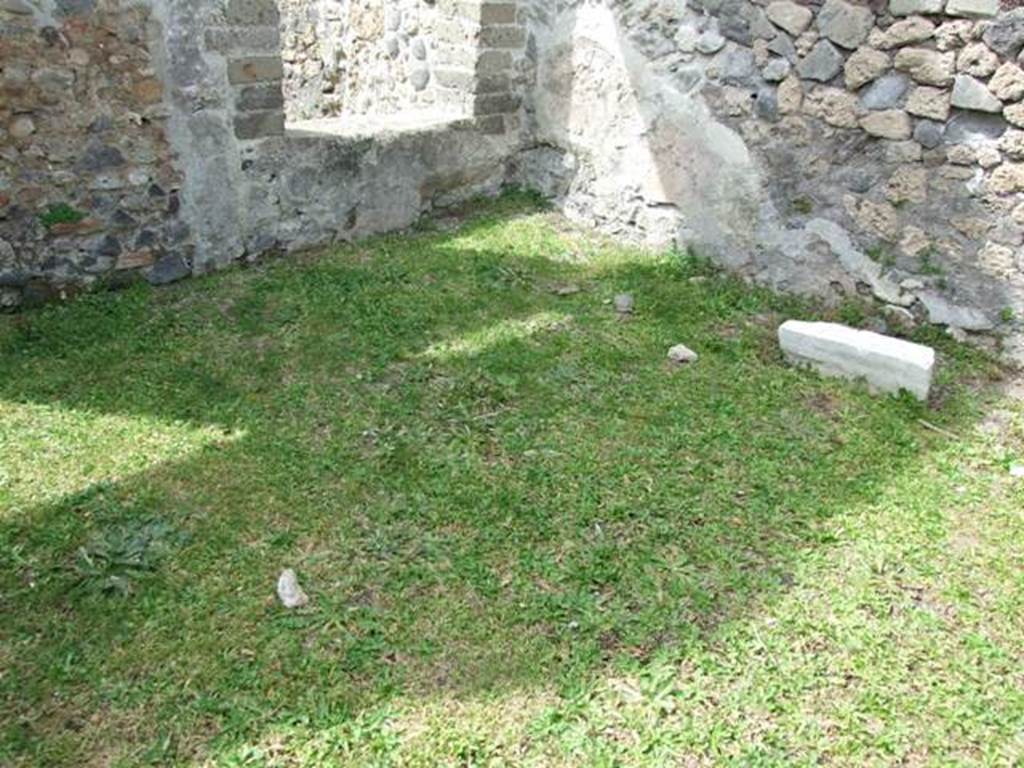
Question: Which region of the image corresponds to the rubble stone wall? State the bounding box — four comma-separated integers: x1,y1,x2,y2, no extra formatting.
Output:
5,0,1024,352
0,0,191,307
515,0,1024,338
0,0,526,307
279,0,477,122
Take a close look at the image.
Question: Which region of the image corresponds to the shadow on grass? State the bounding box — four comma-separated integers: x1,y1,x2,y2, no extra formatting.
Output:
0,196,995,764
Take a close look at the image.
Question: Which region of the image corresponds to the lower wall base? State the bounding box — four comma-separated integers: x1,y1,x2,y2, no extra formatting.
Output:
0,117,515,310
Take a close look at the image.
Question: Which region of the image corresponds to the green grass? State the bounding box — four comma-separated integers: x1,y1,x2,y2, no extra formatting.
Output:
38,203,86,230
2,193,1023,767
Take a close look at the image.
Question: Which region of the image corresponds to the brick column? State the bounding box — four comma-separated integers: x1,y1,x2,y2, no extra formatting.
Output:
433,0,526,133
473,2,525,134
213,0,287,141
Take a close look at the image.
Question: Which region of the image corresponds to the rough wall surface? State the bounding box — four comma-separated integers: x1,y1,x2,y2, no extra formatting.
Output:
514,0,1024,337
0,0,190,307
1,0,524,307
4,0,1024,354
279,0,471,122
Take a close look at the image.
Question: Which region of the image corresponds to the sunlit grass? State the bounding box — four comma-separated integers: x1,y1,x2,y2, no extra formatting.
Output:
421,312,573,360
0,401,242,512
1,191,1022,766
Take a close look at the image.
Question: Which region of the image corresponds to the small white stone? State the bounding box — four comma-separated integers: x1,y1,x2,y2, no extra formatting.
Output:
614,293,635,314
8,115,34,139
277,568,309,608
667,343,699,364
947,326,969,342
1010,463,1024,479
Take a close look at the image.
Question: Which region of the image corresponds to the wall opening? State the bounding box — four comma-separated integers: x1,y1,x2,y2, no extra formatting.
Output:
277,0,479,135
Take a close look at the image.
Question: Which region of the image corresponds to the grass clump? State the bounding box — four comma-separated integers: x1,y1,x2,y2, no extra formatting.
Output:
1,192,1022,766
918,248,945,276
38,203,86,230
790,197,814,215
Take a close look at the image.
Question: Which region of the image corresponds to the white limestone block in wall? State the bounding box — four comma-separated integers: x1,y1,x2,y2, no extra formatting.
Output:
778,321,935,400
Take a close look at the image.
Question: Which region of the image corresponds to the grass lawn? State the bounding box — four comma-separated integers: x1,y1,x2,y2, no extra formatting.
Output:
1,193,1023,766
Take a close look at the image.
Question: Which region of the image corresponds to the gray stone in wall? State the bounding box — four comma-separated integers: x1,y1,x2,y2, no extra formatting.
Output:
817,0,875,50
797,40,844,81
768,33,798,63
225,0,279,26
717,12,753,45
719,46,757,84
945,0,1000,18
480,26,526,49
205,27,281,55
860,73,911,110
944,111,1008,142
147,253,191,285
410,68,430,91
766,1,814,37
889,0,944,15
763,57,792,82
475,92,521,115
983,10,1024,59
918,291,995,329
914,118,945,147
701,0,775,45
749,8,778,42
756,86,781,121
697,30,728,54
237,83,284,111
951,74,1003,112
234,110,285,139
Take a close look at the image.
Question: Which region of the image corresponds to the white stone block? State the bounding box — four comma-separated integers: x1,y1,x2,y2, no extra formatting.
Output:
778,320,935,400
890,0,944,15
945,0,999,17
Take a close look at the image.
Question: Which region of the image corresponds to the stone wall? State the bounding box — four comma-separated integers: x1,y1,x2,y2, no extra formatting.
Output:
0,0,191,308
0,0,525,309
279,0,473,123
515,0,1024,340
6,0,1024,353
